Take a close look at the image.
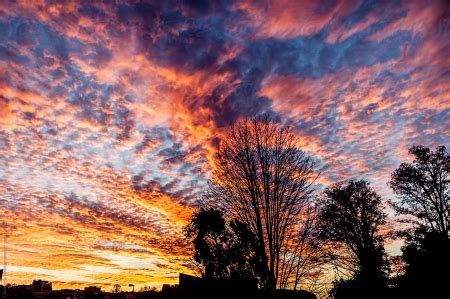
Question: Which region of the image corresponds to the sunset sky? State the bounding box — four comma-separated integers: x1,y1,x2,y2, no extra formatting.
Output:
0,0,449,291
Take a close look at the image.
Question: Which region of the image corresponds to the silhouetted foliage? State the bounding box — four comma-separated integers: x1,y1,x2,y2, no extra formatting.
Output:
112,284,121,293
140,286,157,292
227,219,266,281
317,180,388,296
185,208,231,279
329,278,359,299
389,145,449,297
389,145,449,239
207,115,317,290
185,207,263,282
388,230,449,298
328,277,389,299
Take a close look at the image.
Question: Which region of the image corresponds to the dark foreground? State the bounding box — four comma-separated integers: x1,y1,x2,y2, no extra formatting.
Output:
0,275,316,299
0,288,316,299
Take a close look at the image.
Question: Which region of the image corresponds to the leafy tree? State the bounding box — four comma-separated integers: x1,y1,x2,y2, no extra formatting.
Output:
207,116,317,290
185,208,230,279
227,219,266,281
317,180,388,297
389,145,449,239
140,285,157,292
394,231,449,296
389,145,449,297
185,207,264,282
112,284,121,293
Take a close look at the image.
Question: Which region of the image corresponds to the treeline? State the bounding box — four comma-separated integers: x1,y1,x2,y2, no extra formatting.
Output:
184,116,449,298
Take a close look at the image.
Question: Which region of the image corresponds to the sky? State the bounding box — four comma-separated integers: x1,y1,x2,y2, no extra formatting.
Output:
0,0,449,291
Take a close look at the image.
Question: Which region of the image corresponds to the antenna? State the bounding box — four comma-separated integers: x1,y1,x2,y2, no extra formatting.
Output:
2,222,6,295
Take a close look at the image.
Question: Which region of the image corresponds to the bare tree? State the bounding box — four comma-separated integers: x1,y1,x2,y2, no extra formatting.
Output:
278,202,328,291
207,116,317,290
389,145,449,239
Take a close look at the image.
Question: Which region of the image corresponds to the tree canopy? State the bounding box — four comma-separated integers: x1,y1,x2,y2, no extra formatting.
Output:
389,145,449,239
206,116,317,290
185,207,264,282
317,180,388,293
389,145,449,298
183,120,448,298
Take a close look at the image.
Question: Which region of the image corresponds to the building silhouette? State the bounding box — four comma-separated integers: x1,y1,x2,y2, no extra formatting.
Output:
32,280,52,298
0,275,316,299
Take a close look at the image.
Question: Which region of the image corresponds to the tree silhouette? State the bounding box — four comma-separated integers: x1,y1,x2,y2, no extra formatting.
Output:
389,145,449,239
278,202,328,293
112,284,121,293
185,208,230,279
317,180,388,297
227,219,266,282
393,231,450,297
185,207,263,282
389,145,449,297
207,116,317,290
